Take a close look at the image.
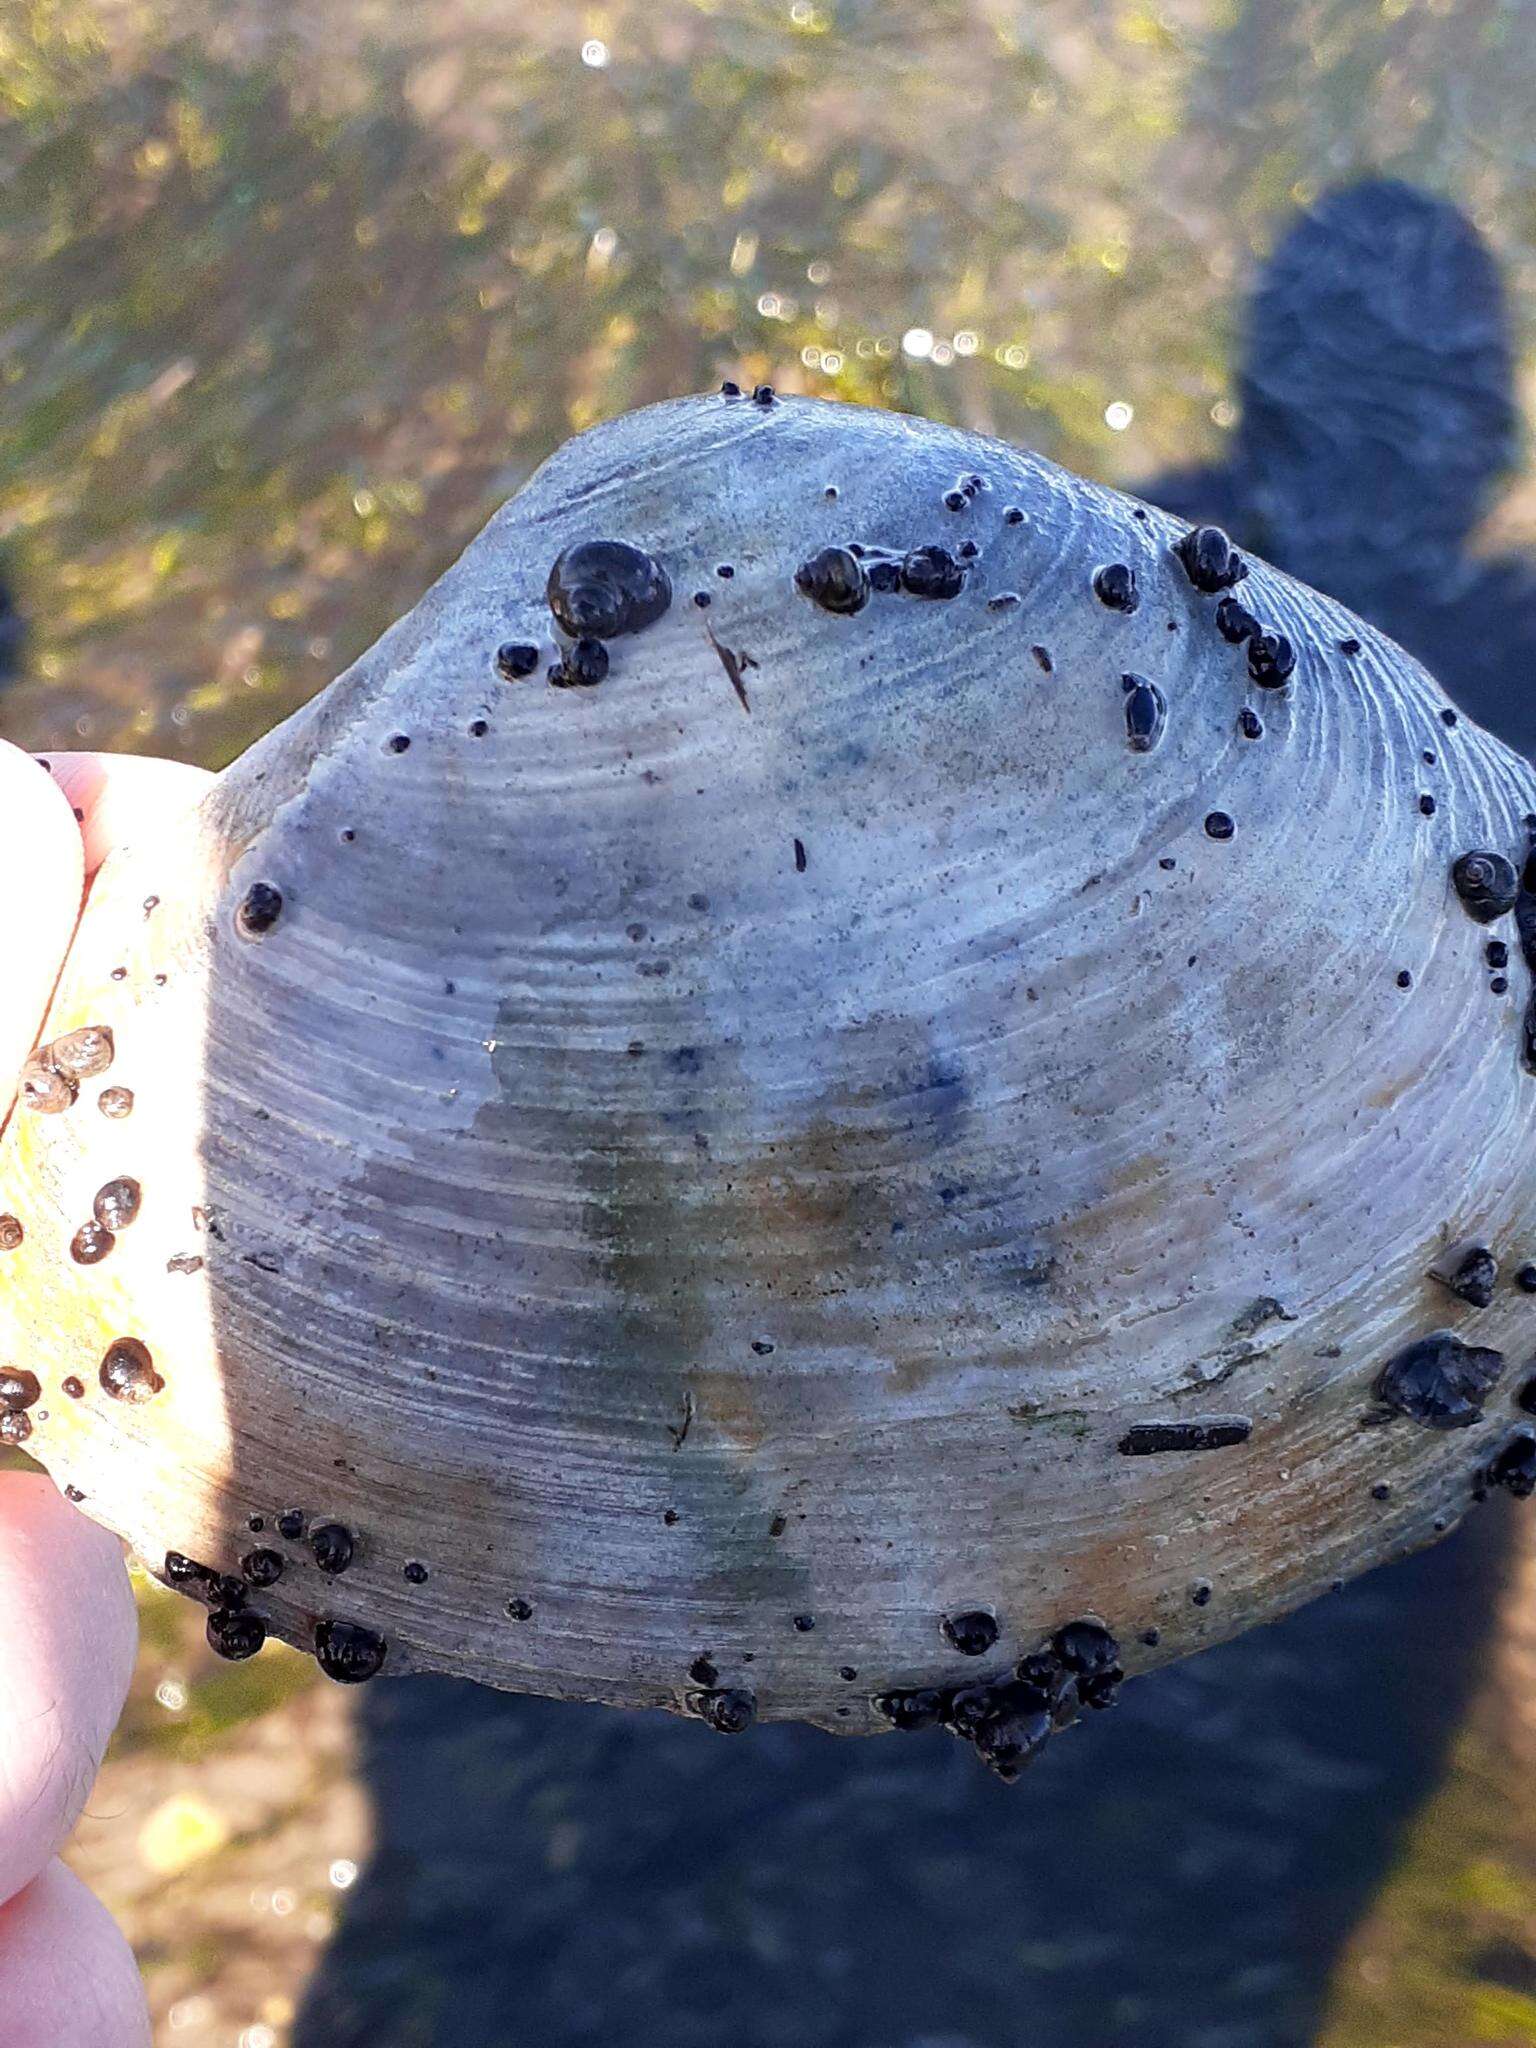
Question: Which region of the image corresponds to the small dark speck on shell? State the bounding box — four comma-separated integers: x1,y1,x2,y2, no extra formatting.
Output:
1190,1581,1213,1607
689,1687,756,1734
1204,812,1235,841
207,1609,267,1661
1489,941,1511,969
236,882,284,937
1031,645,1053,673
663,1508,680,1526
793,1614,816,1632
94,1177,141,1233
1174,525,1247,593
20,1062,76,1114
1119,1417,1251,1455
1139,1627,1161,1647
99,1338,163,1404
403,1561,429,1584
691,590,711,608
276,1508,306,1541
867,558,901,593
241,1548,284,1587
469,719,489,738
900,545,965,601
794,546,870,616
1419,794,1437,817
793,838,808,873
547,539,672,641
0,1369,41,1414
941,1610,999,1657
70,1221,115,1266
495,642,540,680
1442,708,1459,726
720,380,741,397
47,1026,114,1079
1494,975,1512,994
689,1655,718,1686
1516,1264,1536,1294
1372,1481,1393,1501
309,1522,356,1575
314,1618,388,1683
1093,563,1140,613
98,1086,134,1120
752,384,774,406
1375,1330,1504,1428
0,1216,22,1253
1339,637,1362,655
64,1485,85,1503
840,1666,858,1681
506,1597,534,1620
874,1688,945,1732
1397,970,1413,989
1452,851,1518,923
1004,506,1024,525
957,539,979,560
385,734,411,754
1238,708,1263,740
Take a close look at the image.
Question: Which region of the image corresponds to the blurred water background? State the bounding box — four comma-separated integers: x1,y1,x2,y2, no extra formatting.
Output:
10,2,1536,2044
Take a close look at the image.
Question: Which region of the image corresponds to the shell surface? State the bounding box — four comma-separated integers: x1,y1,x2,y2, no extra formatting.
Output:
4,392,1536,1744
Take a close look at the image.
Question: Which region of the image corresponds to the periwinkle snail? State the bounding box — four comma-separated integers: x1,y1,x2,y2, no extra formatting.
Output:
6,392,1536,1779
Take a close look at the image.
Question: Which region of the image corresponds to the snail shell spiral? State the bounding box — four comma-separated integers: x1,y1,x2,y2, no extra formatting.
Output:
3,392,1535,1765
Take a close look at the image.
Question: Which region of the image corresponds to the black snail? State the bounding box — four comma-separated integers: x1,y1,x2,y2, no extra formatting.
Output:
4,391,1536,1781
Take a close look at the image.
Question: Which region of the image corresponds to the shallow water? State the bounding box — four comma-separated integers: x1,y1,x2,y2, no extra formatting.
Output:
11,4,1536,2044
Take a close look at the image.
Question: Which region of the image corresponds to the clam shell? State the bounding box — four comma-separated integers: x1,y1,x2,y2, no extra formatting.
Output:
4,393,1536,1746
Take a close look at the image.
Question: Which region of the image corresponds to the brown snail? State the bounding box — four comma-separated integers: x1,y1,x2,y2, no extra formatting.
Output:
3,389,1536,1776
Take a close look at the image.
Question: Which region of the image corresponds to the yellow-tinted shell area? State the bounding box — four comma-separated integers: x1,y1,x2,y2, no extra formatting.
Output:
2,394,1536,1748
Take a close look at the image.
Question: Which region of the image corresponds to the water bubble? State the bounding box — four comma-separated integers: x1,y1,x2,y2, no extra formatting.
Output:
1104,401,1135,431
901,327,935,360
580,38,610,67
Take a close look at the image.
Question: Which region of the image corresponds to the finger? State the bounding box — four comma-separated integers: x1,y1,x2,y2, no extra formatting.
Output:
0,1474,137,1907
0,741,84,1125
0,1859,150,2048
34,753,213,880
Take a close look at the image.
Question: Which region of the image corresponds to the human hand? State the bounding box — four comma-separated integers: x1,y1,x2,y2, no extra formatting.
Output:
0,740,212,2047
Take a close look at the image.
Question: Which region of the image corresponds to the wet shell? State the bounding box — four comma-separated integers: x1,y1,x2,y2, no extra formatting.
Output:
5,393,1536,1747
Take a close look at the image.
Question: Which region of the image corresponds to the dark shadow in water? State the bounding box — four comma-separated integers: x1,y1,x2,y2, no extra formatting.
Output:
291,178,1534,2048
1149,178,1536,760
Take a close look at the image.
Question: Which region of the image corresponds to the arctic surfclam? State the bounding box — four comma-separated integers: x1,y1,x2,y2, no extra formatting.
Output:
4,389,1536,1775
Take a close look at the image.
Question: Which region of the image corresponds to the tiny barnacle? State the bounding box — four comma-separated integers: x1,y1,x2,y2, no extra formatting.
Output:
506,1597,534,1620
547,540,672,640
1418,794,1437,817
792,1614,816,1633
1093,563,1140,614
1238,707,1263,740
98,1086,134,1120
314,1618,387,1683
900,545,966,601
495,642,540,681
0,1368,41,1414
98,1338,163,1404
1173,524,1247,594
403,1560,429,1584
689,1655,718,1686
207,1608,267,1662
276,1508,306,1541
688,1687,756,1733
1122,675,1166,754
61,1376,84,1400
1204,811,1235,841
794,546,870,617
94,1177,141,1233
20,1063,76,1115
48,1026,115,1079
1247,632,1296,689
1216,598,1259,645
309,1522,356,1575
70,1221,115,1266
236,882,284,937
1396,970,1413,989
1375,1330,1503,1428
1451,851,1519,924
241,1547,284,1587
941,1609,999,1656
1190,1580,1213,1607
0,1215,22,1253
385,734,411,755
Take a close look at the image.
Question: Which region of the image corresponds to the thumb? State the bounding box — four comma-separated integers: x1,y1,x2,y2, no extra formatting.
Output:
0,741,84,1128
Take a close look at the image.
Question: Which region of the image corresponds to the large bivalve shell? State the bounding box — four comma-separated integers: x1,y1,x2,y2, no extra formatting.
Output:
4,393,1536,1760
